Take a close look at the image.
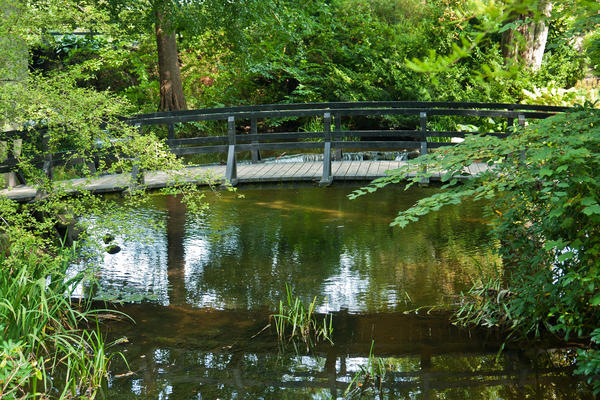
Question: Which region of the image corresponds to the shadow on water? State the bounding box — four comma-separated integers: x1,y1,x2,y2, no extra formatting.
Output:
101,304,588,399
73,184,593,398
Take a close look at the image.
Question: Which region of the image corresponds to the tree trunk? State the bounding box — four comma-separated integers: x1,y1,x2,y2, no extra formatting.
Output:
501,0,553,71
155,9,187,111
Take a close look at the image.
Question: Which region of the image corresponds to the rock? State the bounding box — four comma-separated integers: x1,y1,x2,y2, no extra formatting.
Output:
103,234,115,244
105,244,121,254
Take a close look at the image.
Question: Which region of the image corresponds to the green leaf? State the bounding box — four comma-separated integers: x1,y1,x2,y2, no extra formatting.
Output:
583,205,600,216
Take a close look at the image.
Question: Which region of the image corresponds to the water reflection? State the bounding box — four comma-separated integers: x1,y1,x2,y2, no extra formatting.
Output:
83,185,592,398
102,305,589,399
83,185,498,312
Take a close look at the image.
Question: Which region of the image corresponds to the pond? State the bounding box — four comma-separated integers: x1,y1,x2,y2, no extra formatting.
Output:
75,184,591,399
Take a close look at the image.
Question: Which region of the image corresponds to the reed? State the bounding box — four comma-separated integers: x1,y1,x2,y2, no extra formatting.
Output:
344,340,387,399
271,284,333,350
0,234,120,399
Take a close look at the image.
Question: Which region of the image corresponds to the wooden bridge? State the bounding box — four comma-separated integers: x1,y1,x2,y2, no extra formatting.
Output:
1,101,568,201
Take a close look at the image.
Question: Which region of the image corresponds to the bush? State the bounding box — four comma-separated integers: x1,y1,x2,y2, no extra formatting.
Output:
351,107,600,389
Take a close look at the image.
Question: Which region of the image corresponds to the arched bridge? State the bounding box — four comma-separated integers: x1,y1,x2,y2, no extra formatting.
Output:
1,101,568,201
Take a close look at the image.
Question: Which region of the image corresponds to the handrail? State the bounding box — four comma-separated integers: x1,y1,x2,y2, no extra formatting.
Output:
1,101,570,189
129,101,568,121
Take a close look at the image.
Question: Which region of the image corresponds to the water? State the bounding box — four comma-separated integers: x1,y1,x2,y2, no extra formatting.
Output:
77,185,591,399
261,151,409,163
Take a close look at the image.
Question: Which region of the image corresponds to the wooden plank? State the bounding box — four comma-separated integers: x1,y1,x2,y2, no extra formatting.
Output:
291,161,315,178
235,163,254,177
380,161,400,177
281,162,305,179
259,162,297,181
334,161,352,178
303,162,322,179
331,161,345,176
342,161,362,180
354,162,372,179
241,162,272,180
366,161,379,177
253,162,281,180
284,163,303,179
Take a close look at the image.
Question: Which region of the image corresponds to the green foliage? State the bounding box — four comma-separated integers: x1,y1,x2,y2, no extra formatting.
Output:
575,329,600,395
351,108,600,386
271,284,333,351
0,235,121,399
344,340,387,399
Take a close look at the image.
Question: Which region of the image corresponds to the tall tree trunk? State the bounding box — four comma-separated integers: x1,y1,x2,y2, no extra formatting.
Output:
501,0,553,71
155,9,187,111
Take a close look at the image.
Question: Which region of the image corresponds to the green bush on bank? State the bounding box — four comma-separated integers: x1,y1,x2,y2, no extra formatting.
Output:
351,107,600,392
0,230,112,399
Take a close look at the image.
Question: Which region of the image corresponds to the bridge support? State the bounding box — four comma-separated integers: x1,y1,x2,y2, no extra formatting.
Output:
333,112,343,161
518,114,527,162
419,112,429,186
129,158,144,192
320,112,333,186
225,116,238,186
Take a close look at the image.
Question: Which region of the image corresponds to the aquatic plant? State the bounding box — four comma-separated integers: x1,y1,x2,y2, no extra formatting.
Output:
271,284,333,350
344,340,387,399
0,235,123,399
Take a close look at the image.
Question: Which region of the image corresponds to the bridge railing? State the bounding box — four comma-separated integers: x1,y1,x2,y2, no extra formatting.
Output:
1,102,568,188
127,102,566,185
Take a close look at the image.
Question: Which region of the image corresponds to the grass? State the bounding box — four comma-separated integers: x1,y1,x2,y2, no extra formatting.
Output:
271,284,333,351
0,235,122,399
344,340,387,399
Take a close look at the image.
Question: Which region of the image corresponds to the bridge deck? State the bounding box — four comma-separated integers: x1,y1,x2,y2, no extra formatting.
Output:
1,160,486,202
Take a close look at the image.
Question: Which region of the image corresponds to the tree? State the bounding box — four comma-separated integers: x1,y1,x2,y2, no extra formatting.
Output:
95,0,265,111
155,2,187,110
500,0,553,70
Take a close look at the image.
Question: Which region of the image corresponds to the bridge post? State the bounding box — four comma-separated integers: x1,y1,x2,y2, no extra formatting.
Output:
419,112,429,185
333,112,343,161
518,114,527,162
225,116,238,186
167,123,175,140
250,117,261,163
130,158,144,190
320,112,333,186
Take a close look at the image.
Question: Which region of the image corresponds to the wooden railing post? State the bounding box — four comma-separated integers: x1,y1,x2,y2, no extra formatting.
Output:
320,112,333,186
225,116,238,185
167,123,175,141
333,112,343,161
419,111,429,185
518,113,527,162
250,117,261,163
130,159,143,188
